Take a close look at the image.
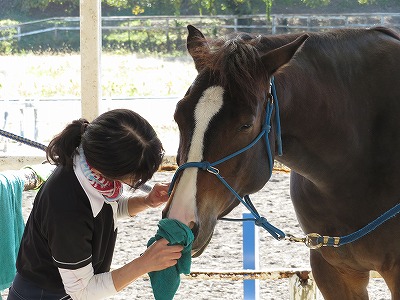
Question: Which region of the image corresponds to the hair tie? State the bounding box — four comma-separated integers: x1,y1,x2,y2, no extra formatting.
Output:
81,121,89,135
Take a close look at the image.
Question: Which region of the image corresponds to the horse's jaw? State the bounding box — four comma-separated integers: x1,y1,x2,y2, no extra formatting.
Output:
192,232,214,257
191,216,218,257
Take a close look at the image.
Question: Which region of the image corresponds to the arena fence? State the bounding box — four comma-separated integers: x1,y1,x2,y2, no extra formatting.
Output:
1,13,399,54
1,13,400,42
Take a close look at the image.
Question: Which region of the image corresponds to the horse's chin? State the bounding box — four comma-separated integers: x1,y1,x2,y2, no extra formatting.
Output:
190,217,217,257
192,232,213,257
190,204,238,257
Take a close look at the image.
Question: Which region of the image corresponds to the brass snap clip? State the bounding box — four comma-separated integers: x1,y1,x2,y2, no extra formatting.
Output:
285,234,306,244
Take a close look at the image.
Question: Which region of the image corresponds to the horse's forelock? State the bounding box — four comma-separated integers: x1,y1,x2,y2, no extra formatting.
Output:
193,35,269,104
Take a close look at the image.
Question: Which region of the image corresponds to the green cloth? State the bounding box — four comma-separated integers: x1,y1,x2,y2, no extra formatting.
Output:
0,171,25,291
147,219,194,300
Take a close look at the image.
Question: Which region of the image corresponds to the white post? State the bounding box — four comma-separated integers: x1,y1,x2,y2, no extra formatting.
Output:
289,272,318,300
80,0,101,121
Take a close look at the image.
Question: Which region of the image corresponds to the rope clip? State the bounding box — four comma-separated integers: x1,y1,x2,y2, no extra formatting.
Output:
285,233,339,249
285,234,306,244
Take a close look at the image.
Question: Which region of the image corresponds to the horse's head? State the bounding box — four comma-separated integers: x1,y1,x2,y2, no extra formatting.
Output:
163,25,307,256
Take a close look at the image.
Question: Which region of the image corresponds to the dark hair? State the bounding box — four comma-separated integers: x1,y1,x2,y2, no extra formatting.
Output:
46,109,164,185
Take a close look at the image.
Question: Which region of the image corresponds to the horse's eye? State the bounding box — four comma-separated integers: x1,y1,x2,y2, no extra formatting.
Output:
239,124,253,131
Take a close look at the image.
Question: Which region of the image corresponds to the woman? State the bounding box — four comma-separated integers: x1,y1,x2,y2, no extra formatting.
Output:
8,109,183,299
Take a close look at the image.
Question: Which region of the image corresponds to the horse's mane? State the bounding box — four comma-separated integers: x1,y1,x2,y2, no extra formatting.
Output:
191,33,270,102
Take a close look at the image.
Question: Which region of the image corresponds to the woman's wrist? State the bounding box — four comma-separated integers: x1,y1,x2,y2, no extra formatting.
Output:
111,256,149,292
144,194,159,208
127,195,150,216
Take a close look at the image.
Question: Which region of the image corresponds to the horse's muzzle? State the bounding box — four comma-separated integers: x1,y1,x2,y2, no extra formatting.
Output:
161,209,200,242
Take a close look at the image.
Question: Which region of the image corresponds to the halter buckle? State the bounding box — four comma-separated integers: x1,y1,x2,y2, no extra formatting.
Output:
206,166,219,175
267,92,274,104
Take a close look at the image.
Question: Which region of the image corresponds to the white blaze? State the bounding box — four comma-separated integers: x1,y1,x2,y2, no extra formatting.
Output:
168,86,224,225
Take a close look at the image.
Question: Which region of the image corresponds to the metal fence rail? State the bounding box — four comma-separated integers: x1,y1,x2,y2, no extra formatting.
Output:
1,13,400,42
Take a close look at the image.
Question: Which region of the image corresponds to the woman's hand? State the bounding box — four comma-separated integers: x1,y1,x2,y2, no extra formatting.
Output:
144,182,170,208
141,238,183,272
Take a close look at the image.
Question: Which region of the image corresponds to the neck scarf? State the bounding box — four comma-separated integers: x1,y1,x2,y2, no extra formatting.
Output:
78,146,122,202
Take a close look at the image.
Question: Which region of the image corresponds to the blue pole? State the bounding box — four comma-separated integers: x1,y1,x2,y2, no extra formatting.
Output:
243,213,260,300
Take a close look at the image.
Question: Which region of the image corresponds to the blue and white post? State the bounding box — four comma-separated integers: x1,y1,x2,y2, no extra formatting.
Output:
243,213,260,300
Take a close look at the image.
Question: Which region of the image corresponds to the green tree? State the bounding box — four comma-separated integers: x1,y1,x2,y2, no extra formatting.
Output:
6,0,400,18
189,0,219,15
221,0,252,15
301,0,336,8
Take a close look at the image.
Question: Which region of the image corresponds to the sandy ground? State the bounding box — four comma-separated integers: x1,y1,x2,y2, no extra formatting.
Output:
1,171,391,300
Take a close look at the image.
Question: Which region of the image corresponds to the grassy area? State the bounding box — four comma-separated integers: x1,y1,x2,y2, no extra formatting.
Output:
0,53,197,99
0,53,197,155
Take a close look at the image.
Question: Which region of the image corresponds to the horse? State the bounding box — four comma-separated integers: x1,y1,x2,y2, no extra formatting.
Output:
162,25,400,299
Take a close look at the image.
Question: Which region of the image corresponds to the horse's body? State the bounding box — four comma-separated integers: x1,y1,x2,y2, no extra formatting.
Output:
163,25,400,299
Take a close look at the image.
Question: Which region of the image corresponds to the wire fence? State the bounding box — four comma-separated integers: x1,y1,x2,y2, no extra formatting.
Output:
1,14,400,39
1,14,399,52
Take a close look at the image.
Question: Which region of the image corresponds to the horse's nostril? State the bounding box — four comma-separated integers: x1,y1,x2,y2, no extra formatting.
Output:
188,221,196,229
190,222,199,239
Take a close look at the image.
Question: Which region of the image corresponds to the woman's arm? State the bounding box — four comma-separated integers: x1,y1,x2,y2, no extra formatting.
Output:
111,238,183,291
60,239,183,299
59,265,116,299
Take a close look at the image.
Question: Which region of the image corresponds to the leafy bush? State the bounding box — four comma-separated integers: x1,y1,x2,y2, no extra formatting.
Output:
0,20,19,54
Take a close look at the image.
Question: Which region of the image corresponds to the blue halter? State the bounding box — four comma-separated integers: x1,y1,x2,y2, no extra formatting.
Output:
168,77,286,240
168,76,400,248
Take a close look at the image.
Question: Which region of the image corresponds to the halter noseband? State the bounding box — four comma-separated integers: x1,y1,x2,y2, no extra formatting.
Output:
168,77,285,240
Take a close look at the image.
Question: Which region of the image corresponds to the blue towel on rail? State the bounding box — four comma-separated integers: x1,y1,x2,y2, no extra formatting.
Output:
147,219,194,300
0,171,25,291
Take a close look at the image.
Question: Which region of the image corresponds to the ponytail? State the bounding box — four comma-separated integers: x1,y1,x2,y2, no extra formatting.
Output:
46,118,89,167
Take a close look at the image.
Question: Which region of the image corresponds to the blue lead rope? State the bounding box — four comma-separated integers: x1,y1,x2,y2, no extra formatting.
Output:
339,203,400,245
0,128,47,151
315,203,400,248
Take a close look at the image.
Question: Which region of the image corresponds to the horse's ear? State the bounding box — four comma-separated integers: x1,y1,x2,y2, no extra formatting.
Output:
187,25,210,72
261,34,309,74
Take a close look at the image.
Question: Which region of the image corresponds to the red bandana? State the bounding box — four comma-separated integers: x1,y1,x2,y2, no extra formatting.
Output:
79,146,123,202
88,165,123,201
